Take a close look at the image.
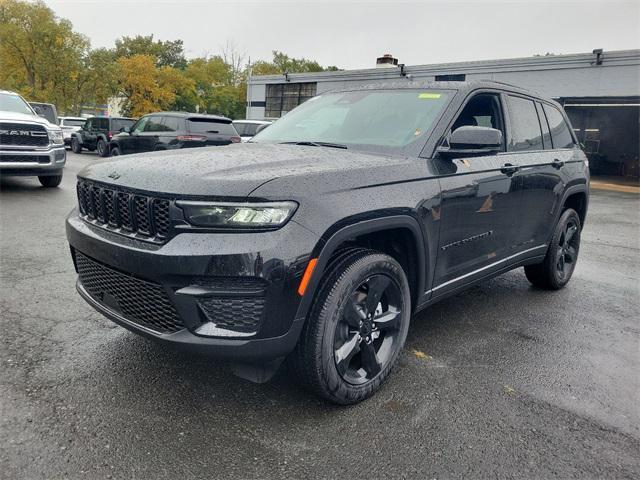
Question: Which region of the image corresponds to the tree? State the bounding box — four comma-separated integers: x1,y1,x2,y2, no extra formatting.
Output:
0,0,91,112
114,34,187,69
250,50,340,75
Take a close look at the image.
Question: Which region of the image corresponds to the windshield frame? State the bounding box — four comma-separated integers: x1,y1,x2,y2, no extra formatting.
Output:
0,92,37,116
251,87,457,157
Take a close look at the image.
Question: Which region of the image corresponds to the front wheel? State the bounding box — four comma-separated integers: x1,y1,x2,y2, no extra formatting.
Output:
97,138,109,157
38,173,63,188
71,137,82,154
524,208,582,290
288,248,411,404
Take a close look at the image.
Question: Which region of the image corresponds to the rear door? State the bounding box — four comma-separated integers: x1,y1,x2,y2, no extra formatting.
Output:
503,95,565,249
187,117,238,146
432,91,524,297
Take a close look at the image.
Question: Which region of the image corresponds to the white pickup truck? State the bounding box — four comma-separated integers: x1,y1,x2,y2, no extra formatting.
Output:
0,90,66,187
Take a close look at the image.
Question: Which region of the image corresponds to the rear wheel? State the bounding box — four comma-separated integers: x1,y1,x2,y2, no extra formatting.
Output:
97,138,109,157
71,137,82,154
525,208,581,290
289,248,411,404
110,146,121,156
38,173,63,188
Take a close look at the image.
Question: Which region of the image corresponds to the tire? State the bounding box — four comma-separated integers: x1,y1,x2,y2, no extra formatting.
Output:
288,248,411,404
97,138,109,157
38,173,63,188
71,137,82,154
524,208,582,290
110,146,121,156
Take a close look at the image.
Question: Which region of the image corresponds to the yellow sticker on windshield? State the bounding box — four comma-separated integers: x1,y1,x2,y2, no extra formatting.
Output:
418,93,442,99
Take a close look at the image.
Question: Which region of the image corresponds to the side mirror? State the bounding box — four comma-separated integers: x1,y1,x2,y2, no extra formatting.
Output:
437,126,502,158
120,126,130,133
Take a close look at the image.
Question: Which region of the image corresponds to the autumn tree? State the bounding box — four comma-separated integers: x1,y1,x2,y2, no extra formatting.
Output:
114,34,187,69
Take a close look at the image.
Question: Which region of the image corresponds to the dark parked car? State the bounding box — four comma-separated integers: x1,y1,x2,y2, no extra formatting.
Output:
108,112,241,156
71,116,136,157
66,81,589,404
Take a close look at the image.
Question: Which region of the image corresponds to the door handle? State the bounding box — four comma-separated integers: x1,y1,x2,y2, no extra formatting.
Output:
500,163,519,175
552,158,565,169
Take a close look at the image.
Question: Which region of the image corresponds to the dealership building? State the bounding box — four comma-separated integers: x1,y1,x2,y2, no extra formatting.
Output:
246,49,640,178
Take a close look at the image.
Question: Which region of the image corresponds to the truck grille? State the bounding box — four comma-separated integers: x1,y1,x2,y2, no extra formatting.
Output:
0,122,49,147
76,252,184,334
76,179,171,242
0,154,49,164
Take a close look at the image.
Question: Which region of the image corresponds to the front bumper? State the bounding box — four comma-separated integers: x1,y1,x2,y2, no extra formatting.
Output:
66,211,319,361
0,146,66,176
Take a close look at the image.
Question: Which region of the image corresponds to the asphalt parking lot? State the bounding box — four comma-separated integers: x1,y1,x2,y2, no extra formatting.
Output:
1,151,639,479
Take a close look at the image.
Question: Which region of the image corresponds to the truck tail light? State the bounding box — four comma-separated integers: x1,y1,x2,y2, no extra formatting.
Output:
231,136,241,143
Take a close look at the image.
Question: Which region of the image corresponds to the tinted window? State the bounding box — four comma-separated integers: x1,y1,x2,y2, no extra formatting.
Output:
188,118,237,135
95,118,108,130
534,102,552,149
144,116,166,132
162,116,182,132
452,93,504,138
543,104,575,149
111,118,135,131
234,123,248,136
506,96,544,151
131,117,148,133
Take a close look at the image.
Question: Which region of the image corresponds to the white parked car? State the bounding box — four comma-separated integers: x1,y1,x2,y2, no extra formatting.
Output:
232,119,272,142
58,116,87,149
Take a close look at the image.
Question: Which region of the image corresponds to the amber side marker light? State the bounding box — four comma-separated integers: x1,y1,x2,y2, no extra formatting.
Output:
298,258,318,296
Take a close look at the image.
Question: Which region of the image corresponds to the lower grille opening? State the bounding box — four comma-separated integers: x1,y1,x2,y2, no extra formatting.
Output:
197,296,266,332
76,252,184,334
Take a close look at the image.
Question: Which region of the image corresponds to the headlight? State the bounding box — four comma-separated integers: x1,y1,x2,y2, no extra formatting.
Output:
177,201,298,229
48,128,64,145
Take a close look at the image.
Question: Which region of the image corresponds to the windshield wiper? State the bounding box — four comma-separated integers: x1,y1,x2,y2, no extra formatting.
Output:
279,141,348,149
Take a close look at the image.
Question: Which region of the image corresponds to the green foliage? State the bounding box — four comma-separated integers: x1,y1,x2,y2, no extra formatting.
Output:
0,0,340,119
114,34,187,69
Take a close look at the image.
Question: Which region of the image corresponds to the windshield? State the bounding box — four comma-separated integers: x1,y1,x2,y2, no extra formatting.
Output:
252,89,451,154
62,118,85,127
0,92,35,115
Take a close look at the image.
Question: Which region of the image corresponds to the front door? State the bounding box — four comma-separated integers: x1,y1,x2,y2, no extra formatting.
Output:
432,92,523,297
122,116,149,154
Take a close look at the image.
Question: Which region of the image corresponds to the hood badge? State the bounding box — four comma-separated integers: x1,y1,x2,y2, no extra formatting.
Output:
108,171,121,180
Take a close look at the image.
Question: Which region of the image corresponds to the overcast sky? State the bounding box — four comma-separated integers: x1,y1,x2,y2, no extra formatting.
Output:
44,0,640,69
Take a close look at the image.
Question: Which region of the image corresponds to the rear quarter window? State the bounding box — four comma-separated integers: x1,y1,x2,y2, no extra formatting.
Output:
543,104,575,149
188,118,237,136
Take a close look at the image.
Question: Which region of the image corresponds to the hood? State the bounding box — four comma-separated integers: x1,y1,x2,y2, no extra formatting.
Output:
78,143,417,198
0,110,56,128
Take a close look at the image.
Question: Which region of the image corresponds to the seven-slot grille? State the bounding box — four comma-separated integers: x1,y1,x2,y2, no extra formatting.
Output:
76,179,171,241
75,252,184,334
0,122,49,147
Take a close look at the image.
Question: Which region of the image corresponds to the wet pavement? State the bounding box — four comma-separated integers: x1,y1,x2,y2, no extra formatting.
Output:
1,152,639,479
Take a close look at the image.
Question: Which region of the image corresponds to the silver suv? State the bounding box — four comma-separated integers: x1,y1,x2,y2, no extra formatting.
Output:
0,90,66,187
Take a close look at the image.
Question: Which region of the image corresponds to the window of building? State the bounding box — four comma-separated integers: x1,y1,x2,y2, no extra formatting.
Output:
506,95,544,152
435,74,466,82
543,104,575,149
265,82,317,118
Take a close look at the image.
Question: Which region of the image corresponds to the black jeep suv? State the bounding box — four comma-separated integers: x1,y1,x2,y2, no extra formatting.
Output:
66,81,589,404
71,116,136,157
108,112,241,156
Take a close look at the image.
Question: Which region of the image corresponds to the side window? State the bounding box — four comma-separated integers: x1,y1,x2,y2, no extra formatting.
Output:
131,117,148,134
450,93,505,149
162,116,181,132
84,119,92,130
535,102,552,149
234,123,247,136
543,104,575,149
96,118,106,130
506,95,544,152
144,116,164,132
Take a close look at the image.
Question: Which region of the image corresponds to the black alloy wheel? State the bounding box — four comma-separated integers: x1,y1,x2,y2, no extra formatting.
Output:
289,248,411,404
334,274,404,385
525,208,581,289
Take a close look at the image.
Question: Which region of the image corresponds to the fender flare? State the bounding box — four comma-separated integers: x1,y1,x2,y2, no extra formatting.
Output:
556,183,589,226
294,215,427,322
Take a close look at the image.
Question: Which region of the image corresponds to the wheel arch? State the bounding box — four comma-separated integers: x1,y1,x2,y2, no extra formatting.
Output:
559,184,589,227
294,215,428,322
